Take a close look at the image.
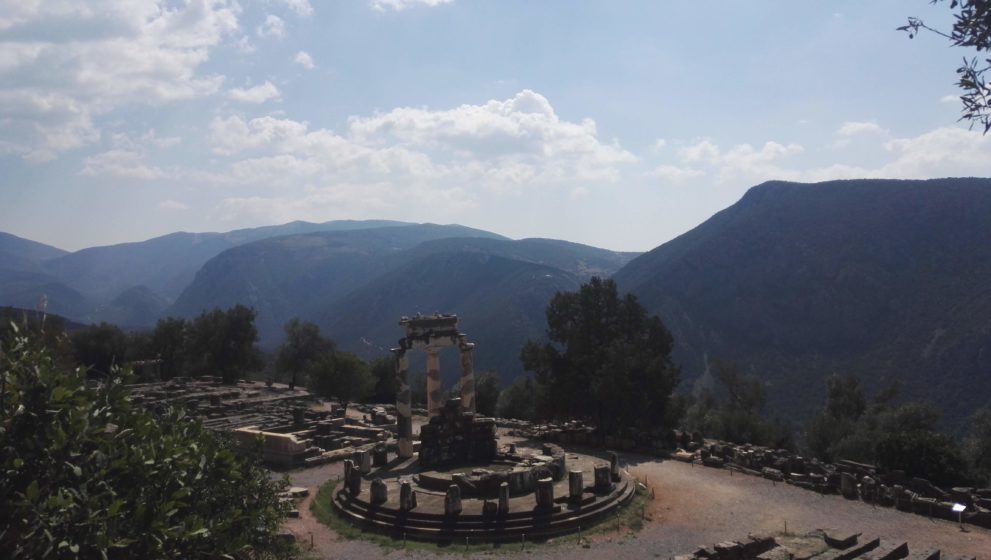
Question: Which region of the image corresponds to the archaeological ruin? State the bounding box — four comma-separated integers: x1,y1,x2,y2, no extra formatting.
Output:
329,313,636,542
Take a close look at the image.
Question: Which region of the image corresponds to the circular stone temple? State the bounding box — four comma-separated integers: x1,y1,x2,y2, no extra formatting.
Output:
331,314,635,542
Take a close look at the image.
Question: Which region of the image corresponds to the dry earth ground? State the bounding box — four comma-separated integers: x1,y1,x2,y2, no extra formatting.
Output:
282,429,991,560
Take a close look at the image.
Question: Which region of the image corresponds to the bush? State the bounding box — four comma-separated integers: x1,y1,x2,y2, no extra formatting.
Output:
0,332,293,559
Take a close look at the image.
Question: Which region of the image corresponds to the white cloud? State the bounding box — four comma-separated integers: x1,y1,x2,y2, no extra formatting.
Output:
202,90,633,223
652,138,667,152
678,139,720,163
257,14,285,38
227,81,281,104
668,138,806,183
159,199,189,210
233,35,255,53
294,51,315,70
650,164,704,182
836,121,888,137
370,0,454,12
347,89,635,184
655,127,991,186
940,94,959,104
141,129,181,148
80,148,167,180
275,0,314,17
878,127,991,178
570,186,590,198
0,0,240,161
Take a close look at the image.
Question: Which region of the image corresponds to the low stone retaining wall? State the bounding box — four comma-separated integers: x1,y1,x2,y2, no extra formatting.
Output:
689,440,991,531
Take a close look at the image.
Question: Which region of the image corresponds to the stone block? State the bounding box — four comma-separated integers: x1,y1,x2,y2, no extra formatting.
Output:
370,478,387,505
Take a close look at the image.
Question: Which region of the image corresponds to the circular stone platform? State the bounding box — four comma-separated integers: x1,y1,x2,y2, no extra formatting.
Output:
332,443,636,543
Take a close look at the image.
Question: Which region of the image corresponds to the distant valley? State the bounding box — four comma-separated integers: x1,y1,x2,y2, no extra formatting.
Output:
3,177,990,426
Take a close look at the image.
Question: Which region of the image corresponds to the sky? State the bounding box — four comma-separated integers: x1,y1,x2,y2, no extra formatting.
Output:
1,0,989,252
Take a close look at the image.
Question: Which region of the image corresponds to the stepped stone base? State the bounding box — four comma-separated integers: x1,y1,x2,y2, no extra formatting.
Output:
331,445,635,542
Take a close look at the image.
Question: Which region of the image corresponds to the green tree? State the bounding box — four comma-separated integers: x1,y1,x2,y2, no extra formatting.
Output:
1,307,73,367
474,372,501,417
307,351,373,409
683,361,793,449
185,306,263,384
149,317,189,380
70,322,128,377
900,0,991,132
963,407,991,484
496,375,536,420
806,374,868,462
275,318,335,390
521,277,680,434
876,429,971,487
0,333,293,559
369,356,398,404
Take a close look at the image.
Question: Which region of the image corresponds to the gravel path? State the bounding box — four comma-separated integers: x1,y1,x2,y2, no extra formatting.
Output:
281,444,991,559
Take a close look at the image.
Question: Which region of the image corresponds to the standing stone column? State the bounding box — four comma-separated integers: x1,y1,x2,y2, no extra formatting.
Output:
343,459,354,486
393,348,414,459
372,444,388,467
426,346,442,418
458,340,476,414
498,481,510,514
535,477,555,510
400,479,417,511
594,464,612,492
569,470,584,503
609,451,620,481
347,464,362,496
445,484,462,516
355,450,372,474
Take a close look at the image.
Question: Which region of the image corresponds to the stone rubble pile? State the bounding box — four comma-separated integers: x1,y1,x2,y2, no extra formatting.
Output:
127,378,391,468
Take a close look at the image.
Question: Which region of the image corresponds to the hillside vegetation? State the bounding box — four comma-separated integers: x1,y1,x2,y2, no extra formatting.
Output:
614,178,991,425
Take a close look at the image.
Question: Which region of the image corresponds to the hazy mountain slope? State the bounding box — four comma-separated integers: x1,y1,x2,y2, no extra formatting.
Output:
405,237,639,280
0,269,92,320
41,219,412,304
613,177,991,425
319,250,582,383
168,224,508,343
93,285,170,328
0,232,67,273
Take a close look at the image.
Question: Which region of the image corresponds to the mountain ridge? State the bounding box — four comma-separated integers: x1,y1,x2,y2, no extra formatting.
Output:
613,177,991,426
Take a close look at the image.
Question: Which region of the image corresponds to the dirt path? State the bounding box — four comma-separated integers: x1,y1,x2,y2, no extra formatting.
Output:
280,445,991,559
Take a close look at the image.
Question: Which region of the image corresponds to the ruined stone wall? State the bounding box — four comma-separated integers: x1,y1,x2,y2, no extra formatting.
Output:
418,399,497,467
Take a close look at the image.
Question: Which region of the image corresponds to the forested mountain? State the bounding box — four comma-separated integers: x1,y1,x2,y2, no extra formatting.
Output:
0,220,410,324
166,225,639,360
319,250,586,380
42,219,411,304
167,223,509,343
613,178,991,425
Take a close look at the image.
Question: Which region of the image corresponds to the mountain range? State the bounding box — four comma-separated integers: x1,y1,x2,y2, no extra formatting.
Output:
615,177,991,426
3,177,989,425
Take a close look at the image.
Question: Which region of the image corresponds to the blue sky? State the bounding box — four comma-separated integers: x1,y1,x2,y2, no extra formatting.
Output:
1,0,988,252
